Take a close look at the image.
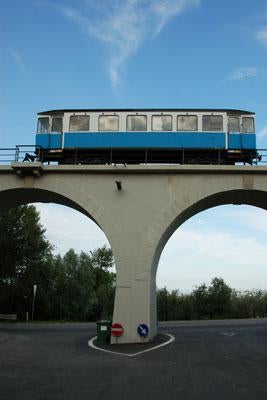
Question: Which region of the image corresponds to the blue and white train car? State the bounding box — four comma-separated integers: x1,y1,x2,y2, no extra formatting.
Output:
35,109,257,165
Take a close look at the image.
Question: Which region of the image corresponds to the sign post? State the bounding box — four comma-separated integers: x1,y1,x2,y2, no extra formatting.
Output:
32,284,37,321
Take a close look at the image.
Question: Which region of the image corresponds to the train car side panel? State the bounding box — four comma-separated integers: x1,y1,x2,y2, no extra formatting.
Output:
228,134,256,149
62,132,226,149
36,133,62,149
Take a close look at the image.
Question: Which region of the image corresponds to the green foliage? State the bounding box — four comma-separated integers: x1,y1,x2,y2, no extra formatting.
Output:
0,205,52,318
191,277,232,319
208,277,232,318
157,278,267,321
192,283,210,319
0,205,52,279
0,205,116,322
157,288,194,321
32,246,115,321
230,289,267,319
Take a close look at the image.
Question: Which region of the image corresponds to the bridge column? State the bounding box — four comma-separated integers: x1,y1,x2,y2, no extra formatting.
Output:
111,239,157,344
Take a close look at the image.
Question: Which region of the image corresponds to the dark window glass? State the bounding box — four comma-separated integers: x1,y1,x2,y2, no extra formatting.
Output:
177,115,197,131
52,117,63,132
202,115,223,131
228,117,240,133
99,115,119,131
152,115,172,131
127,115,147,131
37,117,49,133
242,117,255,133
69,115,90,131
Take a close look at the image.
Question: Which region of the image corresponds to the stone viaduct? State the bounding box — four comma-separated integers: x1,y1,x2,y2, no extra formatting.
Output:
1,162,267,343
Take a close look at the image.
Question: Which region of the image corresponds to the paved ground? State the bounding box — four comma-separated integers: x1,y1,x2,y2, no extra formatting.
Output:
1,319,267,400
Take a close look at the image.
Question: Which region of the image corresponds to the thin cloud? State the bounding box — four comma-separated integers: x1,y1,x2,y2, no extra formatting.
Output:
9,49,26,72
227,67,259,81
151,0,201,36
35,203,110,255
52,0,201,89
213,206,267,234
256,27,267,47
158,226,267,291
258,124,267,138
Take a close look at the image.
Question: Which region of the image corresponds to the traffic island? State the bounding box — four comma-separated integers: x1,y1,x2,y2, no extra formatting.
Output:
88,333,175,357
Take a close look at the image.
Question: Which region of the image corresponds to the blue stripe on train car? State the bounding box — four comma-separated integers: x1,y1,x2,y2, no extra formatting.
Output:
228,134,256,149
62,132,226,149
36,132,256,150
36,133,62,148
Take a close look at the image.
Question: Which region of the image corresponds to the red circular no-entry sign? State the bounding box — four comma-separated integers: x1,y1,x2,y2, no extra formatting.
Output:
111,323,124,337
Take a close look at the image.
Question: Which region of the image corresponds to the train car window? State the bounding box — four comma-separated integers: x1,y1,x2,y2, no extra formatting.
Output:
202,115,223,131
99,115,119,131
177,115,197,131
242,117,255,133
127,115,147,131
52,117,63,133
152,115,172,131
69,115,90,131
228,117,240,133
37,117,49,133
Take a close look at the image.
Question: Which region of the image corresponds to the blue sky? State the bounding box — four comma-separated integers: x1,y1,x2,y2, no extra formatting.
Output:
1,0,267,291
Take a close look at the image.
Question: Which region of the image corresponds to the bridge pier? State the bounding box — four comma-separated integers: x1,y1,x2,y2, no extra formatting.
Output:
109,235,158,343
112,276,157,343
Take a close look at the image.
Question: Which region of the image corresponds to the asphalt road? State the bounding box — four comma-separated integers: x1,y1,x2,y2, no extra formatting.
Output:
1,319,267,400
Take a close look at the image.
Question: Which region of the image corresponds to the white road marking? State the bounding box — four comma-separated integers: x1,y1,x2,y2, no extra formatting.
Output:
88,333,175,357
220,332,236,337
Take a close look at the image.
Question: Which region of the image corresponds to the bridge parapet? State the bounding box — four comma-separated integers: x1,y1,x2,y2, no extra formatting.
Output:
1,163,267,175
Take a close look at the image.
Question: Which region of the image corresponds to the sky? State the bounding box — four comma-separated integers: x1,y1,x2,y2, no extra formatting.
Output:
1,0,267,292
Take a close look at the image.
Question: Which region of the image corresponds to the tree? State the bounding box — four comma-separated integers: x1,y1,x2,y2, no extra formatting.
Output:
157,288,194,321
90,246,116,319
157,278,267,322
59,249,97,320
208,277,232,318
192,283,210,319
0,205,52,318
44,247,115,321
0,206,116,321
157,287,170,321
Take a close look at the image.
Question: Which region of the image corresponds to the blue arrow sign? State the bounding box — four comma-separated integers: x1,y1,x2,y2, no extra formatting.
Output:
137,324,149,337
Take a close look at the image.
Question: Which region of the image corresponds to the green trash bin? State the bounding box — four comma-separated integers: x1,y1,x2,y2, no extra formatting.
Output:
96,320,111,344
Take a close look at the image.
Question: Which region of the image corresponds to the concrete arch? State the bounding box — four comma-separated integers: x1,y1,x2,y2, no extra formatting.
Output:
0,184,121,258
1,187,104,228
0,188,94,219
135,187,267,342
151,189,267,278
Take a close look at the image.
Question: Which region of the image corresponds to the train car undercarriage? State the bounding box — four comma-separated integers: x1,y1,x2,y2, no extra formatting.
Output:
38,148,259,166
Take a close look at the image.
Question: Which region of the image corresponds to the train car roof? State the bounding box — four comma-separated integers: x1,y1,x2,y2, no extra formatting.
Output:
38,109,254,115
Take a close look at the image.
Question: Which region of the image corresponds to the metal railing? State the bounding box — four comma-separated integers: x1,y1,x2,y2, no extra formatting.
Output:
257,149,267,165
0,314,17,321
0,145,40,164
0,146,267,166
